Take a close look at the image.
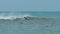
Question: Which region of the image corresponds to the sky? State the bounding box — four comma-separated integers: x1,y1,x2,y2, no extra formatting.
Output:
0,0,60,11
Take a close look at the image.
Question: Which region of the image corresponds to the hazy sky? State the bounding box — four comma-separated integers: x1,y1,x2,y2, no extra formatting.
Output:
0,0,60,11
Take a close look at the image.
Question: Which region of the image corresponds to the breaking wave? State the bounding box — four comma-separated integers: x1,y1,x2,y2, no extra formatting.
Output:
0,11,58,22
0,15,57,22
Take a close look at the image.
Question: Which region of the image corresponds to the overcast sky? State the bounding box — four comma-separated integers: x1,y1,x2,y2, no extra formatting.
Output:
0,0,60,11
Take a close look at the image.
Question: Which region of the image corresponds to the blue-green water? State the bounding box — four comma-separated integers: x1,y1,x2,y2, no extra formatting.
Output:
0,11,60,34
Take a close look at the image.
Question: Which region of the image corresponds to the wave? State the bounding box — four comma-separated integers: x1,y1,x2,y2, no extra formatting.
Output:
0,16,57,22
0,11,57,21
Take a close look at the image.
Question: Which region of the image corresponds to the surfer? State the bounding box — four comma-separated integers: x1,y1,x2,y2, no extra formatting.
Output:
24,16,30,20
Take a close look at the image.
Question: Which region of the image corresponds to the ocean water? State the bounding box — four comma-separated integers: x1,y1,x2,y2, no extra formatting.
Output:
0,11,60,34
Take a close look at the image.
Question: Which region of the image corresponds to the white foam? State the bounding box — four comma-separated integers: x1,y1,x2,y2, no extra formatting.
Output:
0,14,33,20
